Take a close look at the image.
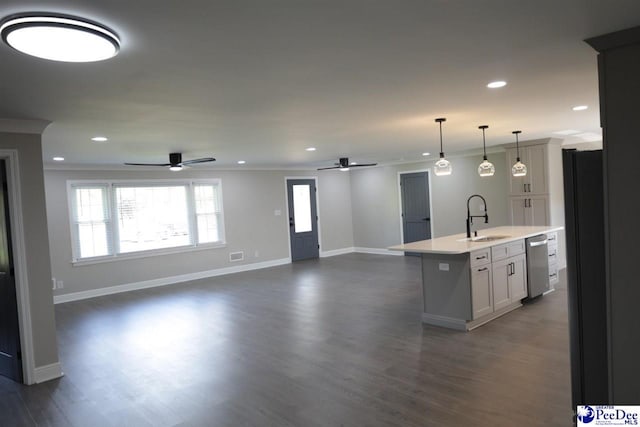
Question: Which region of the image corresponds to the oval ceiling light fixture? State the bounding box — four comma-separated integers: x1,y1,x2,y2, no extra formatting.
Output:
511,130,527,177
0,13,120,62
305,147,316,151
487,80,507,89
433,118,452,176
91,136,108,142
477,125,495,177
237,160,246,164
422,152,430,156
572,105,588,111
53,156,64,161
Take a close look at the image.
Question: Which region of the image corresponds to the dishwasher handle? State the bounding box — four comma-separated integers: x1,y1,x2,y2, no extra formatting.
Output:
528,239,548,247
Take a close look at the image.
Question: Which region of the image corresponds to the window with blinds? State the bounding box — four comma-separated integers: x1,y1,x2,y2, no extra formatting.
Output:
69,180,225,262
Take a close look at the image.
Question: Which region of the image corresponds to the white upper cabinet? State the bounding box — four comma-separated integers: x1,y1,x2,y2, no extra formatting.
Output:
507,144,548,196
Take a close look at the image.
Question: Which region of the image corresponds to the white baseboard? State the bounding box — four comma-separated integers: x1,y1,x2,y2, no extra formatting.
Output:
320,247,355,257
54,257,292,304
33,362,64,384
354,247,404,256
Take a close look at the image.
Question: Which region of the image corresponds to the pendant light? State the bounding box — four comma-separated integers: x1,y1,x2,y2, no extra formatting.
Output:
477,125,495,177
511,130,527,177
433,118,452,176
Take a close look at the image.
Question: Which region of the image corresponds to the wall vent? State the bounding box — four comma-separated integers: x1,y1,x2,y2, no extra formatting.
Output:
229,251,244,262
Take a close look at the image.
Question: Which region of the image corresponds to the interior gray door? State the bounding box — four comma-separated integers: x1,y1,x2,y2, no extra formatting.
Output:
287,179,319,261
0,160,22,382
401,172,431,257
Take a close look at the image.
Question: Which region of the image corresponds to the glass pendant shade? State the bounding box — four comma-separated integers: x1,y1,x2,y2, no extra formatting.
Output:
433,118,451,176
478,158,495,177
434,155,452,176
477,125,494,177
511,130,527,177
512,159,527,177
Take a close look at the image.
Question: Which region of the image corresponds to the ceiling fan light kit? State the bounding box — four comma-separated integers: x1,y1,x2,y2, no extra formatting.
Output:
477,125,495,177
0,13,120,62
433,118,452,176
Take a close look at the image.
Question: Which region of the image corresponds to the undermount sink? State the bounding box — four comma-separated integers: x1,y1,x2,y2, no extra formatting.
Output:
457,235,511,243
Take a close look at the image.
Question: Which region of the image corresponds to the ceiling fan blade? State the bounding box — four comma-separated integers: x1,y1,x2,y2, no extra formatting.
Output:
124,162,171,167
350,163,377,167
317,166,340,170
180,157,216,165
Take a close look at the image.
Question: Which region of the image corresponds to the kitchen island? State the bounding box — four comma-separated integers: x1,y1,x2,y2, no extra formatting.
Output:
389,226,563,331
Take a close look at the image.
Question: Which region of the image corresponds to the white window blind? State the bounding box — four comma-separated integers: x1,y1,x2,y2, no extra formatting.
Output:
69,180,224,262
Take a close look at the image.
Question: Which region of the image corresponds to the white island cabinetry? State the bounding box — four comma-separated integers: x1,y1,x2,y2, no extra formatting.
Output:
389,225,563,331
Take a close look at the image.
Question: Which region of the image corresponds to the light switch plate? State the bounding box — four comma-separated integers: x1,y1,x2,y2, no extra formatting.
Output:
439,263,450,271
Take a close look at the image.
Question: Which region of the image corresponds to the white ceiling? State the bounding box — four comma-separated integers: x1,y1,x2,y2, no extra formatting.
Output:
0,1,638,169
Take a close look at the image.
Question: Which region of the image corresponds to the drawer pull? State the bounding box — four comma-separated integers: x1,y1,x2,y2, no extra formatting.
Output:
548,236,556,241
478,267,488,272
476,255,487,260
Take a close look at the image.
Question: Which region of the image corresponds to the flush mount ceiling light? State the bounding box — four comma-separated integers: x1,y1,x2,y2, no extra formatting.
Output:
237,160,246,164
422,152,430,156
53,156,64,161
91,136,108,142
433,118,452,176
511,130,527,177
572,105,588,111
305,147,316,151
487,81,507,89
477,125,495,177
0,13,120,62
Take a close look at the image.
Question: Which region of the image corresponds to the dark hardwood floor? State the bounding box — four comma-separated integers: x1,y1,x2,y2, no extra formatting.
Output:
0,253,572,426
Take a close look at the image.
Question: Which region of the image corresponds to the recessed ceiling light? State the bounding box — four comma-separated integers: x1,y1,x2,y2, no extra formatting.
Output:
487,81,507,89
572,105,588,111
422,152,430,156
91,136,108,142
0,13,120,62
53,156,64,161
237,160,246,164
305,147,316,151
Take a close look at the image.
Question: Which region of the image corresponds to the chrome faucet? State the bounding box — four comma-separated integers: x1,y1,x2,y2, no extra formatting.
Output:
466,194,489,238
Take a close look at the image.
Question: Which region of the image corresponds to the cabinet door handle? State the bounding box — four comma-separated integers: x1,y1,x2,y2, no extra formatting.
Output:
527,183,531,192
478,267,488,272
523,183,527,193
476,255,486,260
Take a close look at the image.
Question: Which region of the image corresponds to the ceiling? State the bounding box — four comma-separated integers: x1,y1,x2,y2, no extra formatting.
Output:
0,1,638,169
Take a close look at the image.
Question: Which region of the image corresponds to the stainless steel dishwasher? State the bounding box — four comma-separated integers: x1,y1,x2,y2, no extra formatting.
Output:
526,234,550,298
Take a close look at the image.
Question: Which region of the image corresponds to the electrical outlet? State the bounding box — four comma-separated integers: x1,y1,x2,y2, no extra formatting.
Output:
52,278,56,290
56,280,64,289
438,263,450,271
274,209,282,216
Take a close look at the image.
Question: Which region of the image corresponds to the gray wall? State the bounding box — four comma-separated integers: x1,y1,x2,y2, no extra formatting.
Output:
44,168,353,296
0,132,59,369
351,152,509,248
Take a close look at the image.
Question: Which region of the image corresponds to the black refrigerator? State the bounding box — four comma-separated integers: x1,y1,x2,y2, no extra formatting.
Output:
562,149,609,407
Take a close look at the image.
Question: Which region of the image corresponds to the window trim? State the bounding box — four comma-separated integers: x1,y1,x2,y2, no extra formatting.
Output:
67,178,226,266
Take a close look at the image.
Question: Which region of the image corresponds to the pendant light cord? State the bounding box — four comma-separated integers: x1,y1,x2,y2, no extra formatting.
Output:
479,125,489,160
513,130,522,161
435,118,446,159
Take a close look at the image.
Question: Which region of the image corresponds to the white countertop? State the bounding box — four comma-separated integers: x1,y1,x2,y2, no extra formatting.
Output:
389,226,563,255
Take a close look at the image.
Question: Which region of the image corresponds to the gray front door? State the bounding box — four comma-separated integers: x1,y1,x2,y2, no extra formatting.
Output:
400,172,431,257
0,160,22,382
287,179,319,261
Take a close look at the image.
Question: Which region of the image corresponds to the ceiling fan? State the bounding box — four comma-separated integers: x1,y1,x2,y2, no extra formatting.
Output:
317,157,377,171
124,153,216,171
